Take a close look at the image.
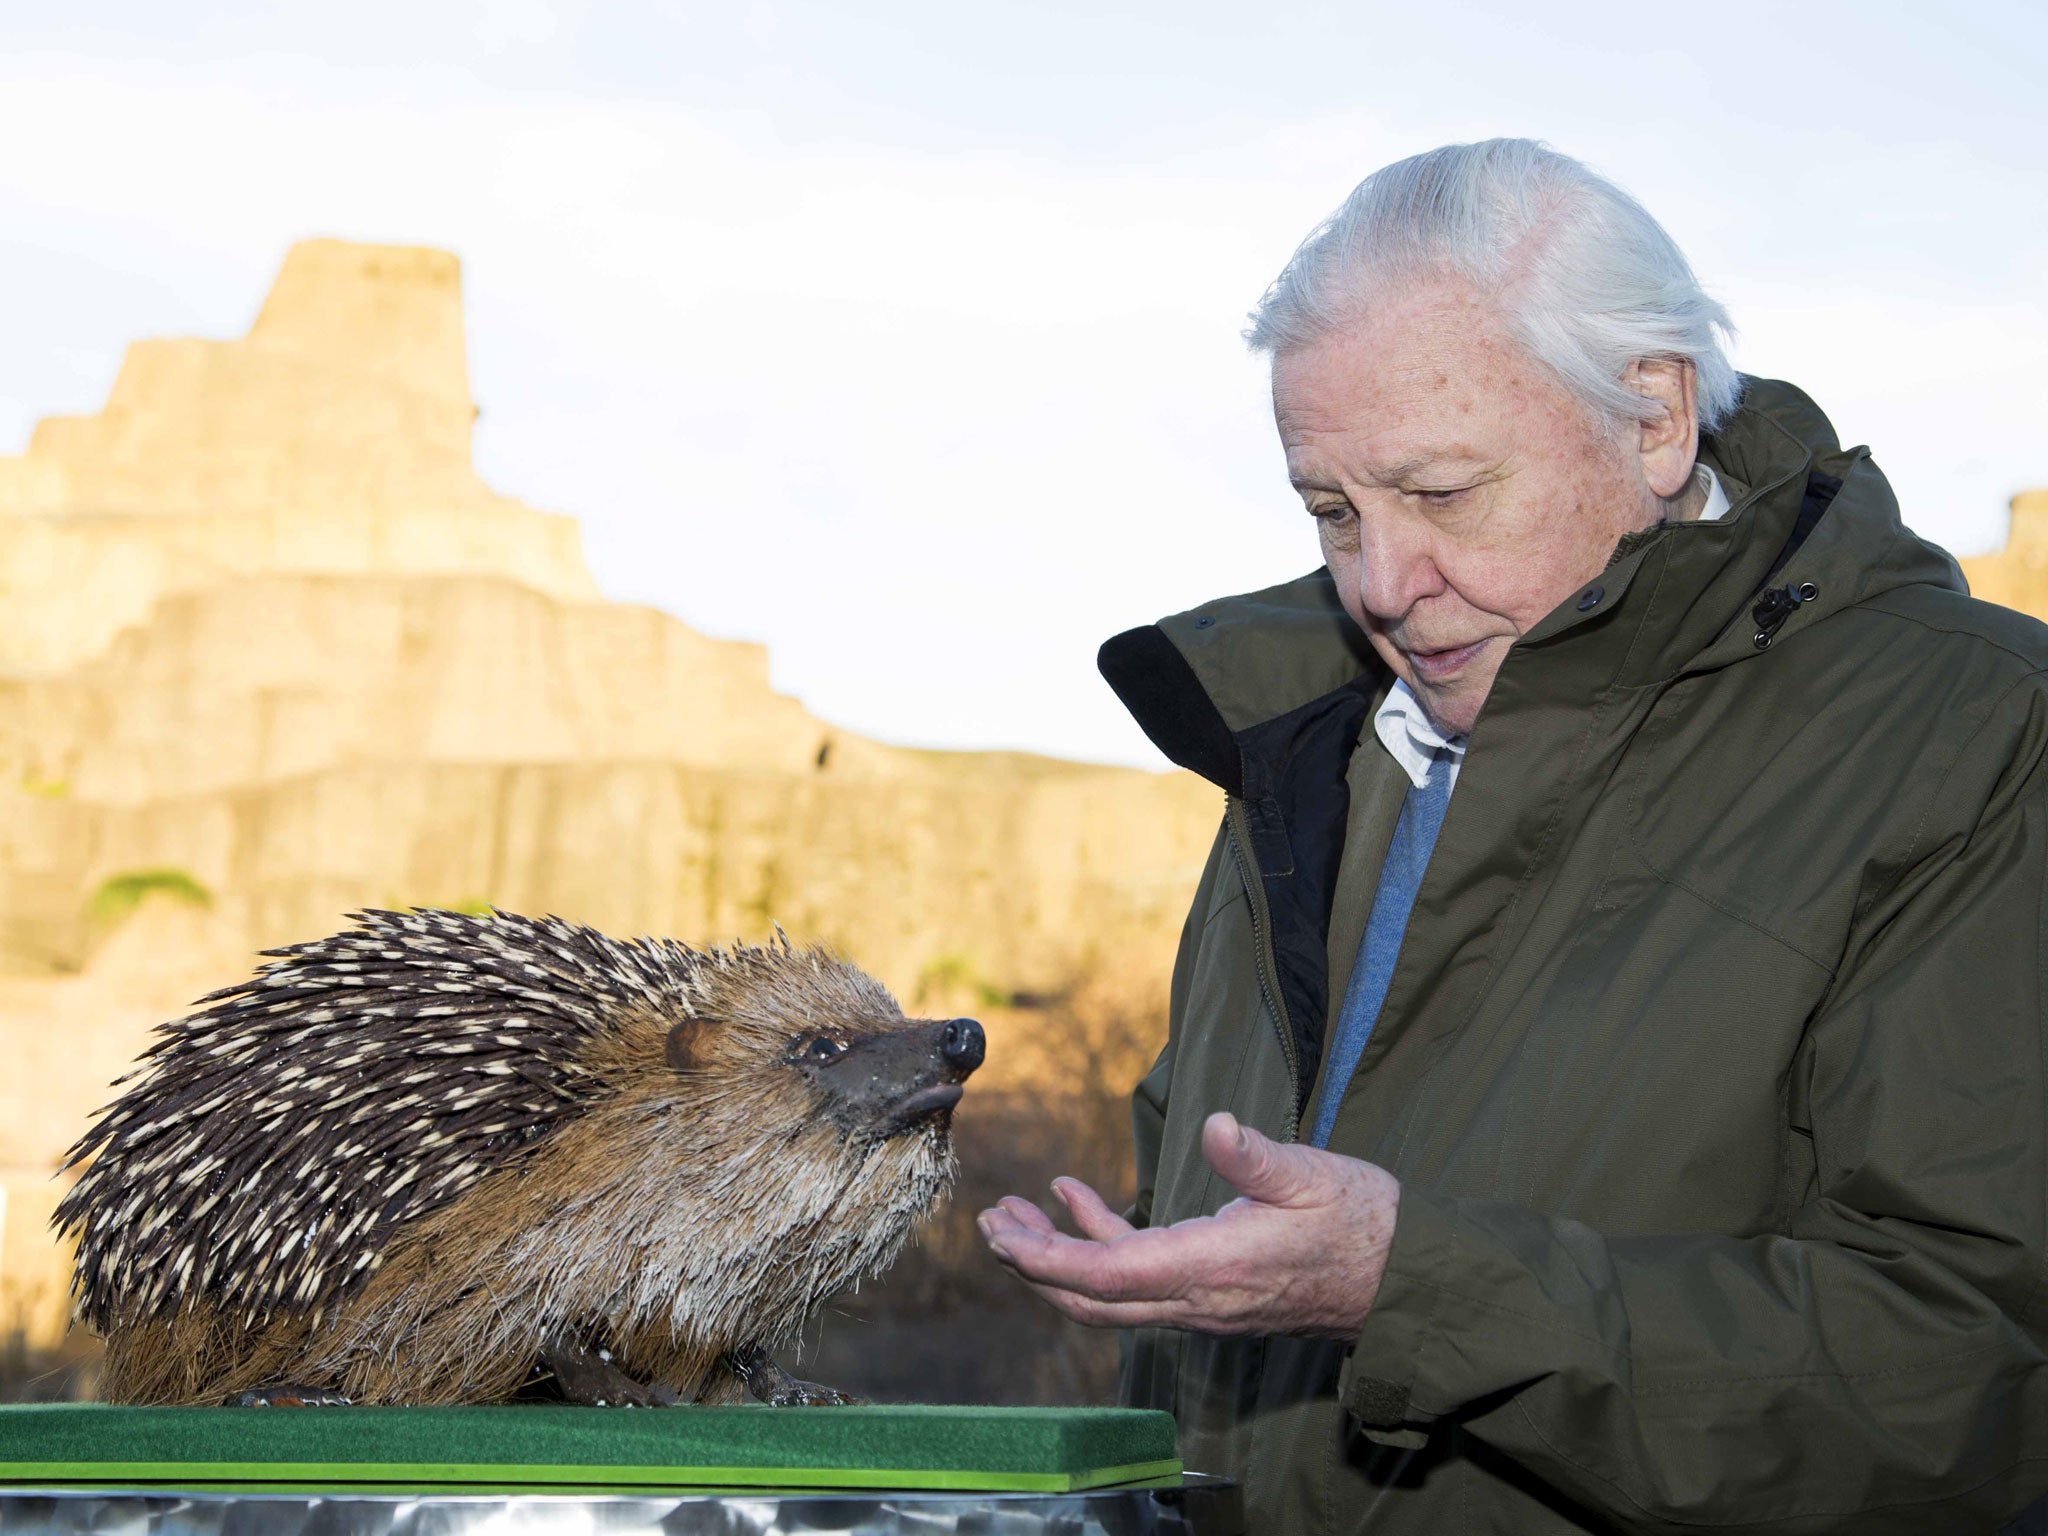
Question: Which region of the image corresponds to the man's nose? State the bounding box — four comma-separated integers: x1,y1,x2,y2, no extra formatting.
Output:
1353,507,1446,622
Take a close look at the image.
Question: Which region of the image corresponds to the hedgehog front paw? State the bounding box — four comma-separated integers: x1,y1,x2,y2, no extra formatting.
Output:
538,1331,679,1407
229,1384,351,1407
726,1344,865,1408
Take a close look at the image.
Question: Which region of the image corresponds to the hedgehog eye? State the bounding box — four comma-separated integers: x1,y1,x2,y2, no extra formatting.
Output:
803,1036,845,1064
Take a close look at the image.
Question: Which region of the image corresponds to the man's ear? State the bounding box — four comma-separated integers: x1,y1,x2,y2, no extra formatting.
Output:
1627,358,1699,502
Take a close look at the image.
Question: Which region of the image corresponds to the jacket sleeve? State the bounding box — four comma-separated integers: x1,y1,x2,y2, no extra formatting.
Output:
1128,815,1229,1232
1343,690,2048,1532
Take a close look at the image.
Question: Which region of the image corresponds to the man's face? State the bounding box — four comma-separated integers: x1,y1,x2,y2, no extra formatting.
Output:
1273,278,1666,737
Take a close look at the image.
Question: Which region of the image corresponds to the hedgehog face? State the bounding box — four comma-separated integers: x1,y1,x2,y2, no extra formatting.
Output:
791,1016,985,1140
654,943,984,1145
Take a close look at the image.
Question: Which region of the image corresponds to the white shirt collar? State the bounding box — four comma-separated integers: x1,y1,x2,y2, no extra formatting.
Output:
1367,463,1727,790
1696,463,1732,522
1374,679,1464,791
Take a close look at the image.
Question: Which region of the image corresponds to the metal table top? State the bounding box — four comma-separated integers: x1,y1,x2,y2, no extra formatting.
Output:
0,1478,1242,1536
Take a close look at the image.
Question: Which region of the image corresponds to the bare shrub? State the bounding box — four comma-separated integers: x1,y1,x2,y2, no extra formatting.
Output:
0,1290,98,1403
804,966,1168,1404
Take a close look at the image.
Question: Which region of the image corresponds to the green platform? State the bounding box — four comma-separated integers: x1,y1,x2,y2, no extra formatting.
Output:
0,1403,1181,1493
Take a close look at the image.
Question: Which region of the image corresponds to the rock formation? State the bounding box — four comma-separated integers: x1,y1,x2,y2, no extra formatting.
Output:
0,242,597,677
1959,490,2048,615
0,242,1218,1346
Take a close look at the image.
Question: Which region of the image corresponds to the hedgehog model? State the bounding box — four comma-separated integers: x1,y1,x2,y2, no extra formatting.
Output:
55,909,985,1408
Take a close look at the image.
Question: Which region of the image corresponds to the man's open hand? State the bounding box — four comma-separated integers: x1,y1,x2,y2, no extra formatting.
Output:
974,1111,1401,1339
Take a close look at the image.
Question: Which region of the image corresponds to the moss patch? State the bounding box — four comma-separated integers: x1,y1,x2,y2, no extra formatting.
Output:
85,869,213,927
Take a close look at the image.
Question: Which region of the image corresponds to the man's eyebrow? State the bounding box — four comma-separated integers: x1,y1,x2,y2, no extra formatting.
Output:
1365,457,1435,485
1288,452,1489,492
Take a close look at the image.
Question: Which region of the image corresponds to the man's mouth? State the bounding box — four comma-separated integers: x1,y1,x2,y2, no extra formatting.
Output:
1405,639,1488,682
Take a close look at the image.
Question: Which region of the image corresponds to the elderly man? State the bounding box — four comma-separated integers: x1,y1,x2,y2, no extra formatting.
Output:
977,139,2048,1533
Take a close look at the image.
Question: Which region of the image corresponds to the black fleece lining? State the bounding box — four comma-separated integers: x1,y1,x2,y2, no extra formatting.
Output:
1097,627,1243,797
1759,470,1845,591
1098,620,1379,1117
1235,677,1378,1111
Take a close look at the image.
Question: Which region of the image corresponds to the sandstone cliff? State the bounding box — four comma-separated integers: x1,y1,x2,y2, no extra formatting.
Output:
1959,490,2048,614
0,241,1218,1345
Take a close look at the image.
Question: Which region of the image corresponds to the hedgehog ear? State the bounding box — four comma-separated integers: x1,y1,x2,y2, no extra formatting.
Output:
665,1020,711,1072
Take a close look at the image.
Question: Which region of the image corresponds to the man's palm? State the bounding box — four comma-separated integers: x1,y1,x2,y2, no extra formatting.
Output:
977,1111,1400,1339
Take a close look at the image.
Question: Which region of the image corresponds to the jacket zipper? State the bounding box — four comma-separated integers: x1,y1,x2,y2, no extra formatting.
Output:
1225,796,1302,1142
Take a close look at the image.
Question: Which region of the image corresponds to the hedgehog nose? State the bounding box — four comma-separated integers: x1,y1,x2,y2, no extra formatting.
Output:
941,1017,985,1075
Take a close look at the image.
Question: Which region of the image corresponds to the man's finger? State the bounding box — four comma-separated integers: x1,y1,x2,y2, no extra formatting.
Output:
1010,1276,1194,1331
1202,1111,1325,1208
976,1203,1050,1252
994,1195,1059,1234
980,1218,1197,1305
1051,1177,1135,1242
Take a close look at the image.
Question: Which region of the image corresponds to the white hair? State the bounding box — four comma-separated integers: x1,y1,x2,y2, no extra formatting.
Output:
1247,138,1742,433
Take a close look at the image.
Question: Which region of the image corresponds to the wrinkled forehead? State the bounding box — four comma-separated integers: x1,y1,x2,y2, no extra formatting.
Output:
1270,280,1568,483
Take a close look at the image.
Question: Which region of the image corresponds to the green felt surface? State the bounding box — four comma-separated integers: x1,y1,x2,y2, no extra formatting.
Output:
0,1404,1180,1493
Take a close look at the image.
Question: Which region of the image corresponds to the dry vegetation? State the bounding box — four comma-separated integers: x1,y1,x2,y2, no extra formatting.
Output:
0,1286,97,1402
806,967,1168,1404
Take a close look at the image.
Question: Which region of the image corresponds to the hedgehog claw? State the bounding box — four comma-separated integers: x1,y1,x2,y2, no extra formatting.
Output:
727,1344,864,1408
538,1331,678,1407
765,1380,862,1408
230,1384,351,1407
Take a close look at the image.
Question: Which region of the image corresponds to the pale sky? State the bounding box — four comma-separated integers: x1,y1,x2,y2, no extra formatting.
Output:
2,1,2043,768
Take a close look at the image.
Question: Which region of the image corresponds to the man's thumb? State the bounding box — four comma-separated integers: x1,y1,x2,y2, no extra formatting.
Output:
1202,1111,1319,1206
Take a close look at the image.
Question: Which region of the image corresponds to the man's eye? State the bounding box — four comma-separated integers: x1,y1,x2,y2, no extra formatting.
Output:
1414,486,1469,505
1308,502,1353,521
1314,508,1361,553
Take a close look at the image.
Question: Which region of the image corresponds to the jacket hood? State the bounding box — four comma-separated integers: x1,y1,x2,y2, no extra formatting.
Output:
1099,376,1965,794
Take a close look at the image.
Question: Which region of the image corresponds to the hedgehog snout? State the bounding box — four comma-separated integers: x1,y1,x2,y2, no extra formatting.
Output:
939,1017,985,1074
808,1016,984,1138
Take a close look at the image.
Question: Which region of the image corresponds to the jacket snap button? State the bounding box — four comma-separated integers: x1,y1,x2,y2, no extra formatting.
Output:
1576,586,1604,611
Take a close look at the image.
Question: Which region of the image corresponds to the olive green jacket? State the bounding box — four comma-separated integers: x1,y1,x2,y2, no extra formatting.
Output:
1100,379,2048,1533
